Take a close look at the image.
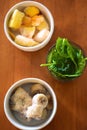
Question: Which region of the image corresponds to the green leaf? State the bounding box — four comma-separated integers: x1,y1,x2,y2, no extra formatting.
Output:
40,37,87,79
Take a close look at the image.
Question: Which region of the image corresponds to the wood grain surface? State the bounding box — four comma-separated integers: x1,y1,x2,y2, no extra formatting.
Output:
0,0,87,130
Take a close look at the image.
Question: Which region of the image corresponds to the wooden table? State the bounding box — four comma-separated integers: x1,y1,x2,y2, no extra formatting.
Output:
0,0,87,130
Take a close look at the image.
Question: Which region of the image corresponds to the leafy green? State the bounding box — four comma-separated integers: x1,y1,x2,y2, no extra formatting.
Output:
40,37,87,80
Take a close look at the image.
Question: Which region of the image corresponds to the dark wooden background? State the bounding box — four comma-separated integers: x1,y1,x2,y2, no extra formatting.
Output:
0,0,87,130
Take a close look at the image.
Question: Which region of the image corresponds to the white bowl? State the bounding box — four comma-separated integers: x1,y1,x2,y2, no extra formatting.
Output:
4,78,57,130
4,1,54,52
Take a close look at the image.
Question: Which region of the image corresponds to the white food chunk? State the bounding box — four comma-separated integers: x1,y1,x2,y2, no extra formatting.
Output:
25,104,43,120
10,87,32,112
32,93,48,108
15,35,39,47
34,29,50,42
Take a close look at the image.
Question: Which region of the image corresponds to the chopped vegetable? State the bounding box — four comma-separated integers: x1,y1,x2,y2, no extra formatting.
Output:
9,9,24,29
34,29,49,42
31,15,44,26
15,35,39,47
8,30,15,40
24,6,40,17
20,26,36,38
8,6,50,47
37,19,49,30
22,16,32,26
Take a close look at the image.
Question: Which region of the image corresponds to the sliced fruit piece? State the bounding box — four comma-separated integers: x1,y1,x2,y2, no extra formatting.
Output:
20,26,36,38
34,29,50,42
9,9,25,29
22,16,32,26
24,6,40,17
37,19,49,30
15,35,39,47
31,15,44,26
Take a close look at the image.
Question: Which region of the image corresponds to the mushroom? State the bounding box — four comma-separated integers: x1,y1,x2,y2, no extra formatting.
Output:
32,93,48,108
30,83,46,95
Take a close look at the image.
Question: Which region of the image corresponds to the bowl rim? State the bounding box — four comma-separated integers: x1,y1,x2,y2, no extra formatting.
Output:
4,1,54,51
4,78,57,130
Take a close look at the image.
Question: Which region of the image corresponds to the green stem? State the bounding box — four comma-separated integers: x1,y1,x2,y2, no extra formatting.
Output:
40,63,51,67
85,57,87,60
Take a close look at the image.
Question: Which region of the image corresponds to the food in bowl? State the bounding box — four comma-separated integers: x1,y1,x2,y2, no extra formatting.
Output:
4,78,57,129
8,6,50,47
4,1,54,51
9,83,53,126
41,37,87,80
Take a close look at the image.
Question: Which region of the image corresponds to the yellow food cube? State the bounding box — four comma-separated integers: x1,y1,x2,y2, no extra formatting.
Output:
22,16,32,26
9,9,25,29
24,6,40,17
15,35,39,47
20,26,36,38
37,19,49,30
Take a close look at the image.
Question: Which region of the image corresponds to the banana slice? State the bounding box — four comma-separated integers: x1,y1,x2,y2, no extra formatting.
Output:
32,93,48,108
25,104,43,120
9,9,24,29
30,84,46,95
34,29,50,43
15,35,39,47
